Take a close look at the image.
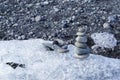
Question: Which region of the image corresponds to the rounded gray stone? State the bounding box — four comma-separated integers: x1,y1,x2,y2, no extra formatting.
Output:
76,32,86,36
42,43,54,50
78,28,85,32
76,36,87,42
74,53,89,59
53,39,65,46
74,47,90,55
57,48,69,53
75,42,87,48
103,22,111,29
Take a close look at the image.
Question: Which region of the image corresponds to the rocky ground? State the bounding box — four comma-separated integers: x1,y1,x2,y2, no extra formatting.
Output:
0,0,120,58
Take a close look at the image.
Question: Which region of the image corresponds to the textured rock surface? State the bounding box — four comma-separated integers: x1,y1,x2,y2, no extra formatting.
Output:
0,0,120,58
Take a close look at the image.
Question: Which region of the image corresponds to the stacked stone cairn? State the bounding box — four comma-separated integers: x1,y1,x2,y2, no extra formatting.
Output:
74,27,90,59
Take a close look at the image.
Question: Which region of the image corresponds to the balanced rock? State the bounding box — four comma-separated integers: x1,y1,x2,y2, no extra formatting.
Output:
75,42,87,48
78,28,86,32
76,32,86,36
74,47,90,55
74,27,90,59
74,53,89,60
75,36,87,43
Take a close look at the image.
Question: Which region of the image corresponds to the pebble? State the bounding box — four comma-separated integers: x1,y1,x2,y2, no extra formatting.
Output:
76,32,86,36
42,1,49,5
76,36,87,42
63,23,69,28
103,22,111,29
75,42,87,48
57,48,69,53
43,41,69,53
74,53,89,59
78,28,86,32
35,16,41,22
53,39,65,46
74,47,90,55
42,43,54,51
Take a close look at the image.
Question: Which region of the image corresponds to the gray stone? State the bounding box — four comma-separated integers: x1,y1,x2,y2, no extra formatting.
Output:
43,43,69,53
57,48,69,53
42,43,54,51
53,39,65,46
75,42,87,48
103,22,111,29
53,44,69,53
78,28,86,32
74,47,90,55
76,32,86,36
76,36,87,42
74,53,89,59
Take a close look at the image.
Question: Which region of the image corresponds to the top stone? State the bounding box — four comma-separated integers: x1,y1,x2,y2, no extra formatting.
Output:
78,27,86,32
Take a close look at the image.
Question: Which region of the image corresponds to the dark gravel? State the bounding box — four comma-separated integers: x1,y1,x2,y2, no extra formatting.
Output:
0,0,120,58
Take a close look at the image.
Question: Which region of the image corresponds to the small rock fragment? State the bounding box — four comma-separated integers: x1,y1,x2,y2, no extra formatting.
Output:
35,16,41,22
103,22,111,29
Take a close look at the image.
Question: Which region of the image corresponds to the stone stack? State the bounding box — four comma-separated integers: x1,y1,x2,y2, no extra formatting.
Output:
74,27,90,59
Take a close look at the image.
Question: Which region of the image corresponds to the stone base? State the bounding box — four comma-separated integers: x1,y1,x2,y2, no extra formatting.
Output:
74,53,89,59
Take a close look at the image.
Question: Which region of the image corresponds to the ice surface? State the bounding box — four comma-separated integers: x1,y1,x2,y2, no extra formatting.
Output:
0,39,120,80
91,32,117,49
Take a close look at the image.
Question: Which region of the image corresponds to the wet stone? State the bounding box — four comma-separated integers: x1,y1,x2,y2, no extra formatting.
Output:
74,53,89,60
78,28,86,32
75,42,87,48
76,32,86,36
76,36,87,42
74,47,90,55
57,48,69,53
103,22,111,29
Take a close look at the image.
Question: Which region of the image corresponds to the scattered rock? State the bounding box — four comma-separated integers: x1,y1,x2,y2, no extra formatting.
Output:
53,39,65,47
35,15,41,22
6,62,25,69
108,15,118,23
75,36,87,43
103,22,111,29
43,39,69,53
42,43,54,51
75,42,87,48
63,23,70,28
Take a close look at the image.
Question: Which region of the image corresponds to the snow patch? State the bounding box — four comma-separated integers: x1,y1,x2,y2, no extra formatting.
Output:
0,39,120,80
91,32,117,49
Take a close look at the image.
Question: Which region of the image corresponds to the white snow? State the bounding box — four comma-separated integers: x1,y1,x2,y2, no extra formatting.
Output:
0,39,120,80
91,32,117,49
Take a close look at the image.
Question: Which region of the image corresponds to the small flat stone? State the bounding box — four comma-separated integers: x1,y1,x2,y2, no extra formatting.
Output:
74,53,89,59
53,44,69,53
74,47,90,54
57,48,69,53
53,39,65,46
75,42,87,48
76,32,86,36
76,36,87,42
78,28,85,32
